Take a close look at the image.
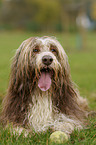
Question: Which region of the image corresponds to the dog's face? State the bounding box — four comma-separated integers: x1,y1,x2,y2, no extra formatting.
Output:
14,36,69,92
27,37,68,92
32,37,61,91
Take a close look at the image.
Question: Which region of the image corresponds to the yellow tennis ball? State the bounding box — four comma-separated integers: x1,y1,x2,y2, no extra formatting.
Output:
49,131,68,144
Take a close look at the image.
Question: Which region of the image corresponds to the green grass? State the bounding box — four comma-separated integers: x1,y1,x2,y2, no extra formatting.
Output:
0,118,96,145
0,125,51,145
0,31,96,144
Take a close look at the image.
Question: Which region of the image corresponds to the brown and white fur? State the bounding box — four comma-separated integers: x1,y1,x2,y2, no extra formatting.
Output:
1,36,88,136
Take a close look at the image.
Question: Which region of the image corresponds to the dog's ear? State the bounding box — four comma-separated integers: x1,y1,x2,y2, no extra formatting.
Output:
1,37,35,125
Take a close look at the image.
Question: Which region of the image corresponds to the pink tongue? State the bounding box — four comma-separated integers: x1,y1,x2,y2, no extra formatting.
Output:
38,72,51,91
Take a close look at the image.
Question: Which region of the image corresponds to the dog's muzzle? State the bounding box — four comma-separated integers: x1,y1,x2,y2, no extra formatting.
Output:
38,55,54,92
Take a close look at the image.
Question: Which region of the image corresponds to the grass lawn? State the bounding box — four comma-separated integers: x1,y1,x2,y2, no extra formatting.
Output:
0,31,96,144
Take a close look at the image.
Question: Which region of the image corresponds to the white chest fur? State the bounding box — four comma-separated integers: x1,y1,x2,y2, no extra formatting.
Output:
28,92,54,132
27,91,82,134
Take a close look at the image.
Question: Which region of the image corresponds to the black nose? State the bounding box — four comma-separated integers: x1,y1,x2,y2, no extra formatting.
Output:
42,55,53,66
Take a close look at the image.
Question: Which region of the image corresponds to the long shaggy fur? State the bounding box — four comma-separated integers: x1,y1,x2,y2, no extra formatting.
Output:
1,36,88,135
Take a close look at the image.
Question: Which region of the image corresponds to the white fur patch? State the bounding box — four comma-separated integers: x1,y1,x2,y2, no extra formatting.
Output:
27,91,83,135
28,91,53,132
12,127,28,137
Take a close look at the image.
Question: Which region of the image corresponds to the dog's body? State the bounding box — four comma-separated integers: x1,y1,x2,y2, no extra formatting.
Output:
1,36,88,135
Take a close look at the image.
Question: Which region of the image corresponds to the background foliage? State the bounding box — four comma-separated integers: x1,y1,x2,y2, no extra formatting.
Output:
1,0,96,31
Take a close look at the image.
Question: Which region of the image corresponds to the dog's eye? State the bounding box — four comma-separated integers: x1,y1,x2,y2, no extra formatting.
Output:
33,49,39,52
50,45,57,54
51,49,56,52
33,46,40,53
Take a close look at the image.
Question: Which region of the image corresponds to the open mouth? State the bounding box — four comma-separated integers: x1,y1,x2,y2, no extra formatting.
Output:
38,67,53,91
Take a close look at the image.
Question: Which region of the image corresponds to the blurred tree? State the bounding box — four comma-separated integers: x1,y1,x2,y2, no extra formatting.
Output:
0,0,90,31
0,0,60,31
31,0,60,31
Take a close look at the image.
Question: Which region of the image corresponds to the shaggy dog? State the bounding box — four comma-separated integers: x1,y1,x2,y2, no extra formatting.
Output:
1,36,88,136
